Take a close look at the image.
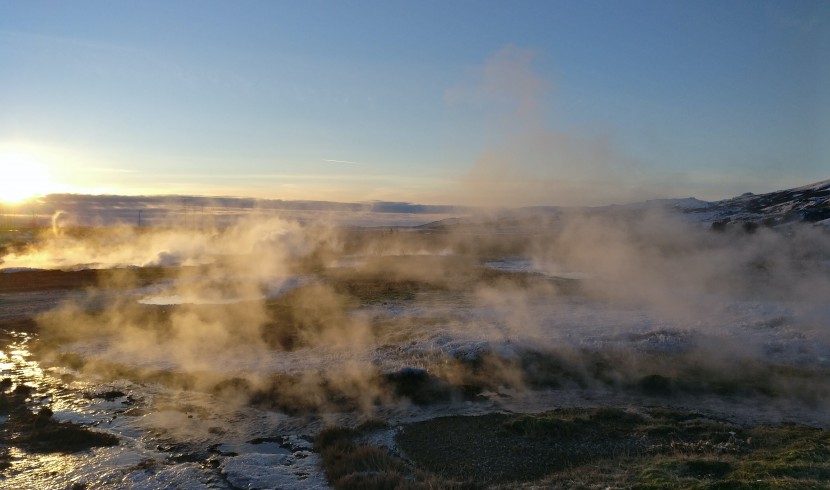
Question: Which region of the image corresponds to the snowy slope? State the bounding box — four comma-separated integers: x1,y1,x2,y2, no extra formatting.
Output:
680,179,830,227
425,179,830,231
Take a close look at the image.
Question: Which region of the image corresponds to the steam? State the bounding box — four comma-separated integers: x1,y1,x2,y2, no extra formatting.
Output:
5,194,828,418
24,213,386,413
470,210,830,405
51,210,68,236
452,45,648,207
1,212,313,271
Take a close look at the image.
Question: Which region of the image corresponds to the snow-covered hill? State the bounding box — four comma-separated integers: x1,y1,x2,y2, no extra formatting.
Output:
681,179,830,229
418,179,830,232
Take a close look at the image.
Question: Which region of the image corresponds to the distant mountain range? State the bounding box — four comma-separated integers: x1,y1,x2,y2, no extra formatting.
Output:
31,194,459,215
6,179,829,230
6,194,463,228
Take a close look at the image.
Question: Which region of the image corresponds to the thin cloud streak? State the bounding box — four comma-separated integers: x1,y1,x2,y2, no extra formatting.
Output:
324,159,367,166
89,168,138,173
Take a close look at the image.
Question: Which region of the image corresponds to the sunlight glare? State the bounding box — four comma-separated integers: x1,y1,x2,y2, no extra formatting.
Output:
0,153,54,204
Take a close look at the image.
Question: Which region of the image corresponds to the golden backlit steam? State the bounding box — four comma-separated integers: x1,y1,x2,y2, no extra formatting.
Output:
0,153,54,204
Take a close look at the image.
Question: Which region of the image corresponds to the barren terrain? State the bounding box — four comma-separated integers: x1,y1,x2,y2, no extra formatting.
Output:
1,208,829,488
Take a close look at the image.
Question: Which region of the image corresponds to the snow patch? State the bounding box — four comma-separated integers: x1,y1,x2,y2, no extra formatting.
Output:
1,267,46,273
221,452,329,490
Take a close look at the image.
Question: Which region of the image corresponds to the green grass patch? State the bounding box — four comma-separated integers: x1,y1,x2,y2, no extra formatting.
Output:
395,408,830,488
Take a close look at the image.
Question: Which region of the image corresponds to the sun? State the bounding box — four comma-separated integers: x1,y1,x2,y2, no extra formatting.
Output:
0,153,55,204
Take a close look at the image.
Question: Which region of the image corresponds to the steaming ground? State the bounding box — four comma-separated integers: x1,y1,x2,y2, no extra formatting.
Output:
1,207,829,488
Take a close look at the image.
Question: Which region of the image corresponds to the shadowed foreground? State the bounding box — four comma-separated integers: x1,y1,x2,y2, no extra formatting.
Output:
317,408,830,489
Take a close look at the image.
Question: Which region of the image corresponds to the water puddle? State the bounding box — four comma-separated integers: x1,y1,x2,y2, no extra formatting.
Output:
0,330,330,489
483,257,592,280
137,276,309,306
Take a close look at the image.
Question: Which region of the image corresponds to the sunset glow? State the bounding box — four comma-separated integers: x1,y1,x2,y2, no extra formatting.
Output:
2,2,825,205
0,3,827,488
0,153,54,204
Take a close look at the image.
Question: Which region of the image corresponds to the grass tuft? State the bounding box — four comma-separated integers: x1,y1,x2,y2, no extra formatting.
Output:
397,408,830,488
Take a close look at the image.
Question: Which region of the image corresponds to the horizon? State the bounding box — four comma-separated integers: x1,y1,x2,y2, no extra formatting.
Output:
6,173,826,210
1,175,826,233
1,4,829,482
1,1,828,206
5,173,828,209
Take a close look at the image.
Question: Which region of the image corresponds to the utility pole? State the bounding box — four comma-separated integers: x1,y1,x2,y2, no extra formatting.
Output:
138,209,142,228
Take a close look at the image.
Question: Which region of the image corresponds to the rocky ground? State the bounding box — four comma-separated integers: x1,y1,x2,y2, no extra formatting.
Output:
1,238,829,488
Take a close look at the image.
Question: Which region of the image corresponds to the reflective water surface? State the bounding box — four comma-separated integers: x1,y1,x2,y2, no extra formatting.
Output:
0,331,329,489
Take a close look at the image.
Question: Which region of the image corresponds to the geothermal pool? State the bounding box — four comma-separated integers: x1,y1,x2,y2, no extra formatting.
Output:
2,217,829,488
3,268,829,488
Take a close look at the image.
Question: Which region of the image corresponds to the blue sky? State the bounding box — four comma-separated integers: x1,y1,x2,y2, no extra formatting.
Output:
1,0,827,206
